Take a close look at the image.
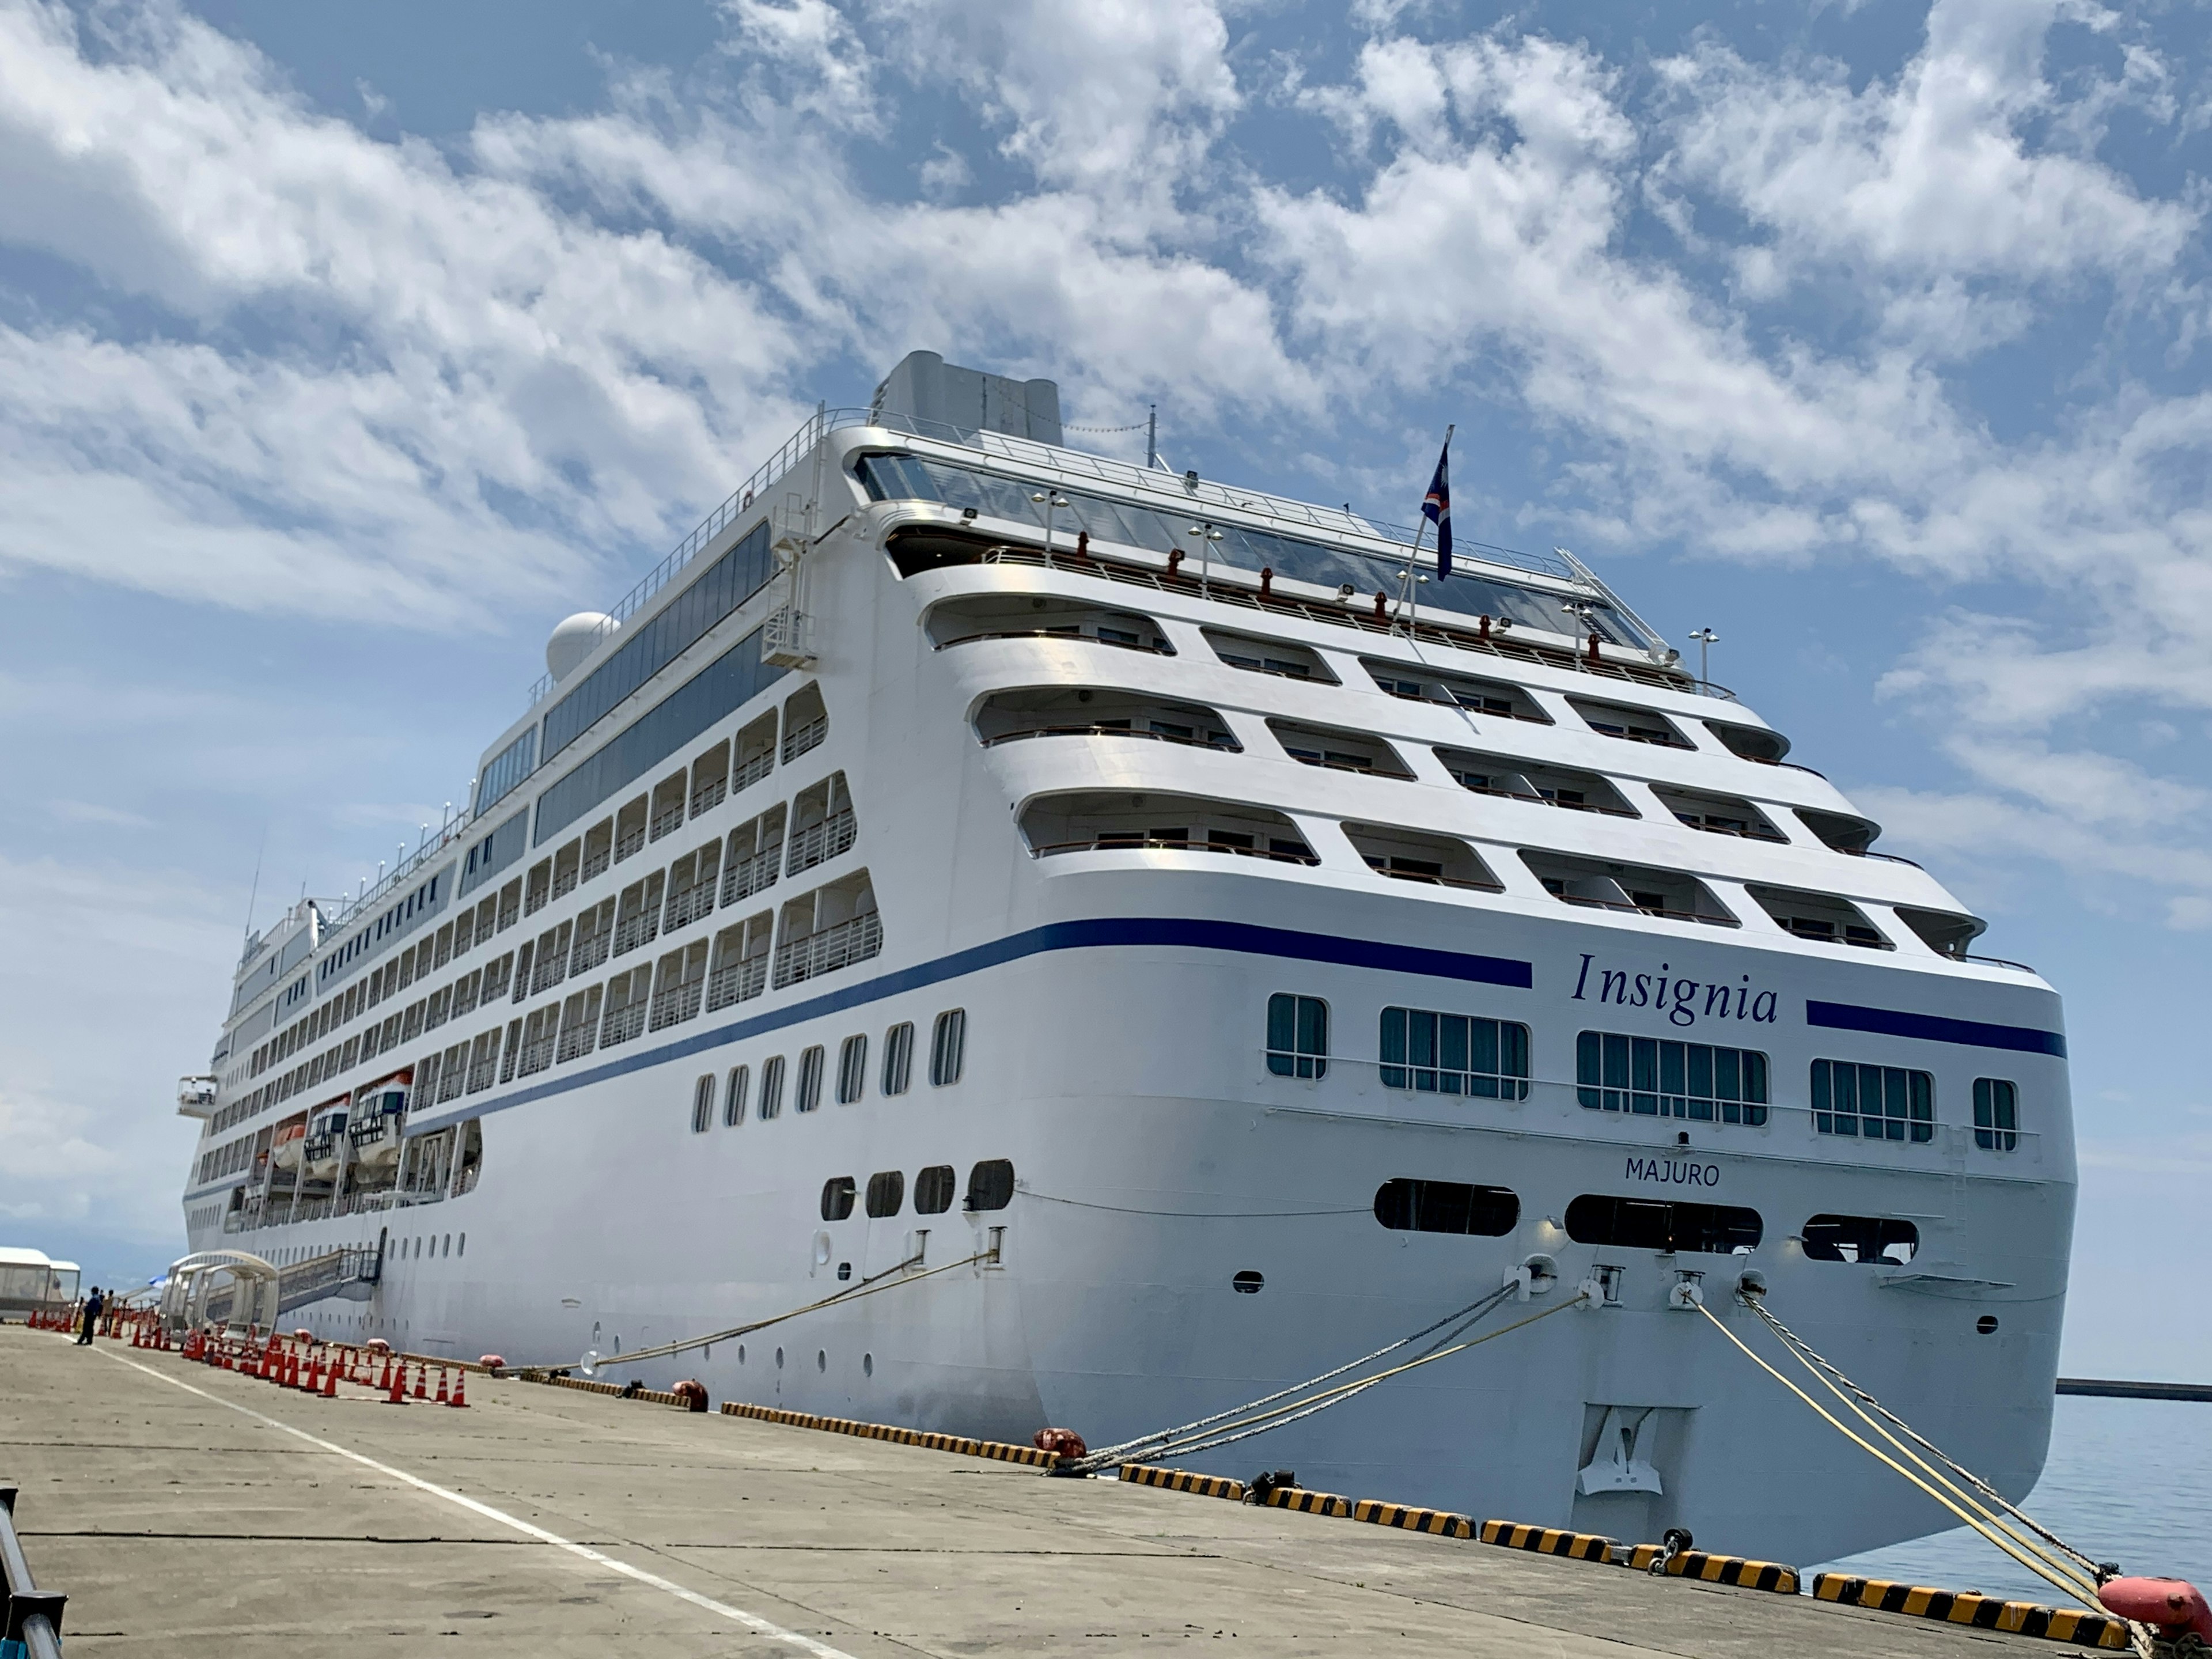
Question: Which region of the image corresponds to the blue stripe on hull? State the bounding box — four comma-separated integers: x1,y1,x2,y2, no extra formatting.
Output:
1805,999,2065,1057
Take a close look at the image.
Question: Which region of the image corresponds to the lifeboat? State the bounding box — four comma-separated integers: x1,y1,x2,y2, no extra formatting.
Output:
303,1110,347,1180
268,1118,306,1172
348,1084,409,1169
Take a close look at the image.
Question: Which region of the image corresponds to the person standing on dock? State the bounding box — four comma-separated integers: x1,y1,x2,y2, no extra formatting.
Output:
76,1286,102,1344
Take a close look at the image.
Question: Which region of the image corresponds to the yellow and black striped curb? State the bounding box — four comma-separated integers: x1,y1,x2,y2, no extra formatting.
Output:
1479,1520,1616,1561
1120,1464,1247,1501
1812,1574,2130,1649
717,1399,1065,1467
519,1370,688,1407
1650,1549,1799,1594
1354,1499,1474,1539
1262,1485,1354,1518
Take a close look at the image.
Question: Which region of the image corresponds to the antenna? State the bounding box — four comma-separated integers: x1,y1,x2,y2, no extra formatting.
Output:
241,827,267,943
1146,404,1158,470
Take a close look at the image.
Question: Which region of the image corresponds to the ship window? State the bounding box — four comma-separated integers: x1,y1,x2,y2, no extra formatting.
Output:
965,1158,1014,1211
759,1055,785,1120
1372,1179,1519,1236
881,1022,915,1095
1380,1009,1529,1099
915,1164,956,1214
1812,1060,1933,1143
690,1070,717,1141
837,1035,868,1104
1266,994,1328,1079
1565,1195,1763,1255
1578,1033,1770,1125
865,1171,904,1218
1801,1214,1919,1264
929,1010,966,1086
796,1044,825,1112
1973,1078,2019,1151
615,794,649,862
820,1176,856,1221
724,1065,749,1127
1570,698,1691,748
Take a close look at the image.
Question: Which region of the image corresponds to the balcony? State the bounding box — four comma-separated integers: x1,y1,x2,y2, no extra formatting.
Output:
773,912,883,988
976,688,1238,751
786,808,856,876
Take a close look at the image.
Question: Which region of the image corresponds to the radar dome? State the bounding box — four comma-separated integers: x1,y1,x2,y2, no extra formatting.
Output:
547,612,616,681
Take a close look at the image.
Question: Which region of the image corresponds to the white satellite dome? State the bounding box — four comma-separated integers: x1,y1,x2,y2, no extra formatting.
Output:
546,612,616,681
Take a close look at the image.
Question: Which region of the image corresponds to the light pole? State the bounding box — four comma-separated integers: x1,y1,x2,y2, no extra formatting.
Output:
1187,521,1222,599
1687,627,1719,689
1031,491,1070,567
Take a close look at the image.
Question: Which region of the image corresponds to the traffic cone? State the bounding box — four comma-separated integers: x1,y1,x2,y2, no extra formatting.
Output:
448,1369,467,1408
387,1364,405,1405
412,1363,426,1400
435,1369,449,1406
323,1359,338,1399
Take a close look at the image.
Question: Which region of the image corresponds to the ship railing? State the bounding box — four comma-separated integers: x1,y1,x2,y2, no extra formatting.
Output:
972,543,1714,698
1363,865,1505,895
1555,893,1742,928
706,955,770,1012
1030,834,1319,866
664,881,716,932
981,724,1238,752
732,748,776,794
721,848,780,906
786,809,857,876
781,715,828,764
772,914,884,990
936,626,1173,655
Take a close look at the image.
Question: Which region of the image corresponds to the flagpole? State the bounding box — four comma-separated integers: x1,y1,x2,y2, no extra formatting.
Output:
1402,423,1453,638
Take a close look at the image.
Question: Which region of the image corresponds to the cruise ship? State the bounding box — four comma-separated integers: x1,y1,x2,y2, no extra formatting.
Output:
173,352,2073,1565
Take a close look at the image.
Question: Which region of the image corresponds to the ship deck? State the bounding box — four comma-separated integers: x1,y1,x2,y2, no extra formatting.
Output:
3,1321,2088,1658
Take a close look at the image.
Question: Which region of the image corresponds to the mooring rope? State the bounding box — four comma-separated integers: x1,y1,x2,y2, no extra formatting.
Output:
512,1248,996,1377
1741,1295,2109,1583
1071,1285,1582,1475
1696,1297,2108,1612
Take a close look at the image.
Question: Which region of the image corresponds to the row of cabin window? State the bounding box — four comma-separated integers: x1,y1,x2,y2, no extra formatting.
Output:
520,699,832,938
247,684,834,1089
1370,1179,1920,1264
819,1158,1014,1222
1266,994,2023,1148
231,865,874,1132
688,1012,968,1131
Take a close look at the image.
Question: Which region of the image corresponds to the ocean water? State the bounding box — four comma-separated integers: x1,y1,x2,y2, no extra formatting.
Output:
1819,1396,2212,1605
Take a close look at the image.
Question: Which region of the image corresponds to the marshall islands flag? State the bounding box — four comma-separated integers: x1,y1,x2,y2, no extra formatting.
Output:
1422,431,1453,578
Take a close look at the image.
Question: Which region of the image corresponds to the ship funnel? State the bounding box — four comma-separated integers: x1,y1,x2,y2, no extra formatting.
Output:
547,612,616,682
873,350,1062,446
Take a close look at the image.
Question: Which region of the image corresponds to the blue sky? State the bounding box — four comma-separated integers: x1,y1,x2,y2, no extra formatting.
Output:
0,0,2206,1377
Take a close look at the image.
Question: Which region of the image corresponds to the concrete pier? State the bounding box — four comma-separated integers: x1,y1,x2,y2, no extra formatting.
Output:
1,1323,2103,1656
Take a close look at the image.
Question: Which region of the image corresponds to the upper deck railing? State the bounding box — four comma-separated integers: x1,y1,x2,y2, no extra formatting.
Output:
517,404,1648,711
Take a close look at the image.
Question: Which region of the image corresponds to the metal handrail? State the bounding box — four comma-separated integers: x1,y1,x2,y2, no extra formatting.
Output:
937,627,1172,654
980,724,1236,751
1031,834,1319,866
0,1487,67,1659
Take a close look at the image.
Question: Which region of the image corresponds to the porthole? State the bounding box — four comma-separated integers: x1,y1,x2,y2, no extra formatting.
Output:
1232,1271,1264,1294
836,1262,852,1281
1976,1315,1999,1335
816,1349,827,1373
863,1353,873,1377
738,1344,747,1363
775,1346,785,1368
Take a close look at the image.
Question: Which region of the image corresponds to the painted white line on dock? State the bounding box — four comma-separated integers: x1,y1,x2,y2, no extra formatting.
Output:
100,1349,860,1659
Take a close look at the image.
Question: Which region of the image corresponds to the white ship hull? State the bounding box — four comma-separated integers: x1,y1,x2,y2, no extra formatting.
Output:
181,372,2074,1568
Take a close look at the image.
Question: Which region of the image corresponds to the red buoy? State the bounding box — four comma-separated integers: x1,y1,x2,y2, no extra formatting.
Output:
1033,1427,1088,1459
